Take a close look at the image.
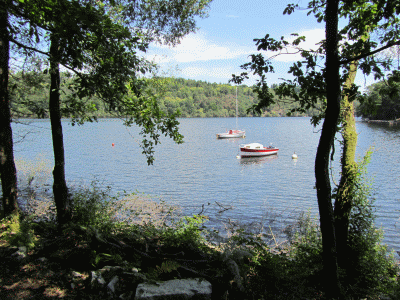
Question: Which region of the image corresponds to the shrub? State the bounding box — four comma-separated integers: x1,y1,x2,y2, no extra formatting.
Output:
337,150,399,298
69,181,181,235
217,217,323,300
160,214,209,249
15,157,53,217
1,215,39,249
69,182,118,234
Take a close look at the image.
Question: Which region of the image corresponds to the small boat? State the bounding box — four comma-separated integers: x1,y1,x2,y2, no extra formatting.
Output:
239,143,279,157
217,86,245,139
216,129,246,139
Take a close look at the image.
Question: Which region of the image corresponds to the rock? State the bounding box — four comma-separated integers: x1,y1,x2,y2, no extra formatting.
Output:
89,267,212,300
90,270,107,289
90,266,143,299
11,246,28,262
101,266,124,273
135,278,212,300
71,271,84,278
98,266,124,282
107,275,119,297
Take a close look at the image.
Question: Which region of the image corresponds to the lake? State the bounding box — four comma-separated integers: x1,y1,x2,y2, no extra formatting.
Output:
11,117,400,252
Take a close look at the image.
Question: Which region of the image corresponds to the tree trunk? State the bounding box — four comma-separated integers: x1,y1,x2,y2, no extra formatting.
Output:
334,60,358,268
49,34,71,226
0,6,19,218
315,0,342,298
334,30,369,269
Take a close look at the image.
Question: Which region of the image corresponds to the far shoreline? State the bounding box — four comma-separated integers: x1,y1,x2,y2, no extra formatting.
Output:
362,118,400,125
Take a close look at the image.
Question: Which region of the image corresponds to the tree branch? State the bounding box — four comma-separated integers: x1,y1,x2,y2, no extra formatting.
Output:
307,1,327,11
340,40,400,65
59,62,85,80
264,47,320,62
267,49,302,61
10,38,49,57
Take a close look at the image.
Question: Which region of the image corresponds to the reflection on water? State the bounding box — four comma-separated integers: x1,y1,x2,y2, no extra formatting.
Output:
239,155,279,165
365,122,400,134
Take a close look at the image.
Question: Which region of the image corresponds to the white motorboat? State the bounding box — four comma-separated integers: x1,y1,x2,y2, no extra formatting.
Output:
239,143,279,157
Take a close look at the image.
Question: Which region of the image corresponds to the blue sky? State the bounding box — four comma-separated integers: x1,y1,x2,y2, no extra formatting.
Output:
146,0,379,89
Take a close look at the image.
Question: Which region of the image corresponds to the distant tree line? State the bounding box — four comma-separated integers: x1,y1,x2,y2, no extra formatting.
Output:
357,75,400,120
9,71,321,119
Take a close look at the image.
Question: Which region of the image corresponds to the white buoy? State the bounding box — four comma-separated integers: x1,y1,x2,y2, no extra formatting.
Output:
292,152,298,159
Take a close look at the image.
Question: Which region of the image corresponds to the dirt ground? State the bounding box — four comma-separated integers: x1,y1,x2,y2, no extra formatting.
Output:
0,243,90,300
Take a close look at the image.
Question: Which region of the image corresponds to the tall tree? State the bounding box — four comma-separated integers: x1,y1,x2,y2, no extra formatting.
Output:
334,59,359,267
334,30,371,268
232,0,400,297
315,1,341,296
6,0,211,225
49,32,71,224
0,3,19,218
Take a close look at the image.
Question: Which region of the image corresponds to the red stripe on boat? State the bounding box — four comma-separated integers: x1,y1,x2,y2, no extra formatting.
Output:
240,148,279,152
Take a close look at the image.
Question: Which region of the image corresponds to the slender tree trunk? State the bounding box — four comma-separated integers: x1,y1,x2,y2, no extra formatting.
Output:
334,60,358,268
49,34,71,226
334,31,369,269
315,0,342,298
0,6,19,218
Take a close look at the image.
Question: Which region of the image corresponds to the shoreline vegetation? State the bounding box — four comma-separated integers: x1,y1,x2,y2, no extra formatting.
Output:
1,172,400,299
365,118,400,125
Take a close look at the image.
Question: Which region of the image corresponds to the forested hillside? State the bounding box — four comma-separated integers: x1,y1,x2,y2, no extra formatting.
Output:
158,78,318,117
9,70,319,119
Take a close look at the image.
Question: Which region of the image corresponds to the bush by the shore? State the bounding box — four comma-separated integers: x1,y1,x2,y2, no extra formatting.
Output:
1,180,400,300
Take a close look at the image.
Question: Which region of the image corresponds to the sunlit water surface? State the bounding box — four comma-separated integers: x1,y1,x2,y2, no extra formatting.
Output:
12,118,400,253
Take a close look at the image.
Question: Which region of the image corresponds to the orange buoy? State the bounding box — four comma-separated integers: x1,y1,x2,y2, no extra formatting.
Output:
112,143,115,147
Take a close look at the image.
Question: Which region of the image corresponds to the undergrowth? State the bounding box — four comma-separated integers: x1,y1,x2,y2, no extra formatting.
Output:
1,171,400,299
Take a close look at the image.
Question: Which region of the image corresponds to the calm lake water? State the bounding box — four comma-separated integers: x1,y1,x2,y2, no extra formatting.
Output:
11,117,400,252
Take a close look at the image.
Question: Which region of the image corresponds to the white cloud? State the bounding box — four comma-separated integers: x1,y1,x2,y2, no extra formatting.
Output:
296,28,325,50
181,66,234,79
149,28,325,65
146,28,326,83
149,33,253,63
